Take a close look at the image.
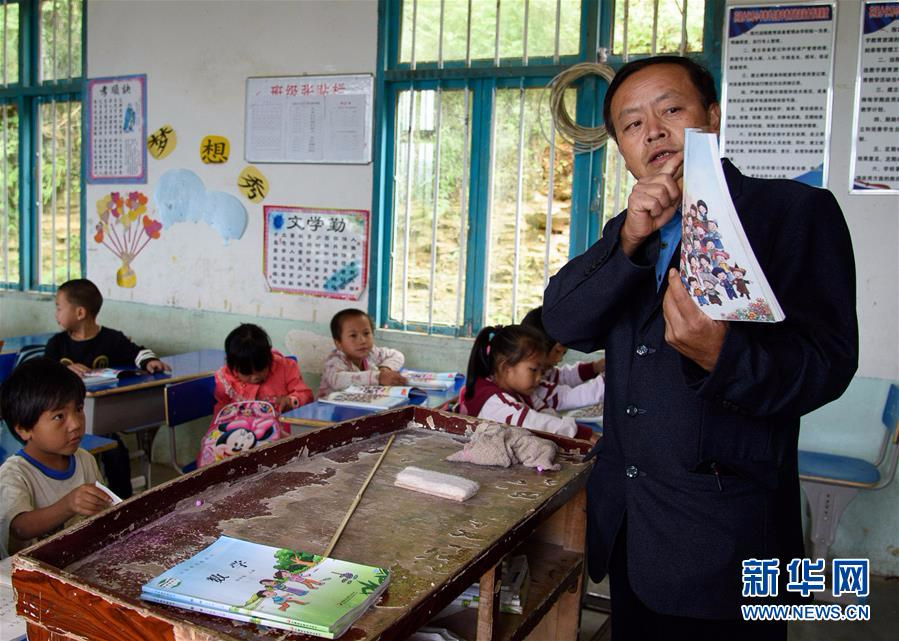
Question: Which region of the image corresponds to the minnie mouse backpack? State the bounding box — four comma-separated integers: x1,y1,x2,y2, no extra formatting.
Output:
196,400,288,468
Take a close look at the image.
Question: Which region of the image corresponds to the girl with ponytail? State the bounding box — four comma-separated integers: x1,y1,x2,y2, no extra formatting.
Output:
458,324,592,439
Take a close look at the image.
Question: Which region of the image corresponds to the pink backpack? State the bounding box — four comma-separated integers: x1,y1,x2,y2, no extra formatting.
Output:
196,400,288,467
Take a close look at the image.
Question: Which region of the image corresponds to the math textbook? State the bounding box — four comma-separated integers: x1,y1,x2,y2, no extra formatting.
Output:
141,536,389,639
399,370,460,390
680,129,785,322
319,385,416,410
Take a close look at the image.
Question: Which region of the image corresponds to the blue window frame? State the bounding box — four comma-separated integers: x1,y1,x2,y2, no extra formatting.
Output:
372,0,723,337
0,0,84,292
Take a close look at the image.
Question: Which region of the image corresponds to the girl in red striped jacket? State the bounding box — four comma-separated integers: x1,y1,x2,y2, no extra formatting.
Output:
457,324,593,440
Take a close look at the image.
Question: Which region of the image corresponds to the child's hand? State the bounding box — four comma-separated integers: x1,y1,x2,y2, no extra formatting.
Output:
593,358,606,376
378,368,407,386
68,363,90,376
66,483,111,516
589,431,601,445
275,396,297,413
144,359,170,373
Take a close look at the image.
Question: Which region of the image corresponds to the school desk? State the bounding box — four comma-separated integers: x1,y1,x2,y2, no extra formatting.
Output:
83,349,225,437
11,406,592,641
281,375,466,431
0,331,56,382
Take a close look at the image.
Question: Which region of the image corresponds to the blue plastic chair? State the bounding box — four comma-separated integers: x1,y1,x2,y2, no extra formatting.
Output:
799,380,899,561
163,375,216,474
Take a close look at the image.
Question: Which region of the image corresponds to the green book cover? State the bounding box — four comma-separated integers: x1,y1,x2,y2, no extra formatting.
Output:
141,535,389,637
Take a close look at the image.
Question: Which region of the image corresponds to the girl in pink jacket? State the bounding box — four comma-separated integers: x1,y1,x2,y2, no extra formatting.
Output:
213,324,313,416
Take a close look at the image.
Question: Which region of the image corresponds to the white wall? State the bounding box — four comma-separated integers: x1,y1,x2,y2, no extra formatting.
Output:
725,0,898,380
86,0,378,325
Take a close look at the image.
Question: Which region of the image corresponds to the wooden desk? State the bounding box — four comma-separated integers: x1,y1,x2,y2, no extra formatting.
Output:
83,349,224,436
0,331,56,383
281,376,466,431
12,407,592,641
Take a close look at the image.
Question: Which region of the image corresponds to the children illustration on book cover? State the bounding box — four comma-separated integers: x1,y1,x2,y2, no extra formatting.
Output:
679,130,785,322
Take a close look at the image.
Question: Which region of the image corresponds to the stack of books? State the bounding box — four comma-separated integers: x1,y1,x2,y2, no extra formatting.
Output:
400,370,460,391
140,536,389,639
319,385,416,410
449,554,529,615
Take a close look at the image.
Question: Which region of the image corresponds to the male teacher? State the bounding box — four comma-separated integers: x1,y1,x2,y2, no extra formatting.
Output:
543,56,857,640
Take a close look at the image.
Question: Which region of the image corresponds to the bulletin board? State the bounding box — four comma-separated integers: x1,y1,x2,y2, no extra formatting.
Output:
86,74,147,183
245,74,373,164
263,206,369,300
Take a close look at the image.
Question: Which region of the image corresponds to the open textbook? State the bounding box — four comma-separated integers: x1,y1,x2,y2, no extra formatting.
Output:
399,370,460,390
318,385,417,410
81,367,145,386
680,129,785,322
141,535,389,639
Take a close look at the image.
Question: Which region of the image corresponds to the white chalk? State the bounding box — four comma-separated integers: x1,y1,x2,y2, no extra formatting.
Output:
394,466,479,502
95,481,123,505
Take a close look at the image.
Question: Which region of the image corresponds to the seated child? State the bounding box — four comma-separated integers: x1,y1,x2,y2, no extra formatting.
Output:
197,324,313,468
0,358,112,557
521,306,605,413
212,323,314,417
458,325,593,440
317,309,406,397
44,278,169,499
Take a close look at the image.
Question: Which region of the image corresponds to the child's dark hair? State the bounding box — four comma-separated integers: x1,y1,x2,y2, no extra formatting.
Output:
225,324,273,375
58,278,103,318
464,325,545,400
330,308,372,340
0,357,86,443
520,306,556,351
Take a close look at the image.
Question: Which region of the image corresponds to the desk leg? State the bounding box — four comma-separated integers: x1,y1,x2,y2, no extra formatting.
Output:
476,562,501,641
527,488,587,641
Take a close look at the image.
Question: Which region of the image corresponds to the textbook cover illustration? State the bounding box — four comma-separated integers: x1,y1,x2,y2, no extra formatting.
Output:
140,535,389,638
399,370,460,390
680,129,785,323
319,385,416,410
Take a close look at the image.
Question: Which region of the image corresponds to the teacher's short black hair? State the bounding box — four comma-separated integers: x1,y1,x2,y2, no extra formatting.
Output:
0,357,86,442
602,55,718,142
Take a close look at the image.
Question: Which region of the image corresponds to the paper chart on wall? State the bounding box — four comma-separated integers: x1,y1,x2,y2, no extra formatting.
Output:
245,75,373,164
720,3,835,187
849,1,899,193
679,129,785,323
263,206,369,300
87,74,147,183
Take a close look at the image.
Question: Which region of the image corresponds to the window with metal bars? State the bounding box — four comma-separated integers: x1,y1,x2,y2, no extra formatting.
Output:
373,1,722,337
0,0,83,291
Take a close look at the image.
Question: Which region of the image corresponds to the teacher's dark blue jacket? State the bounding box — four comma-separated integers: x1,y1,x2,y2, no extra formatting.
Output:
542,160,858,619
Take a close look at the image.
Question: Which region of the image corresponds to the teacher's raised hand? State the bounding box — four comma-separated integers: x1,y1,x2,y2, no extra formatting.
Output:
619,153,682,257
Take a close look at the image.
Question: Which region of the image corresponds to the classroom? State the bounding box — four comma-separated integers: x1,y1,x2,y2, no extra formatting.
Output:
0,1,897,640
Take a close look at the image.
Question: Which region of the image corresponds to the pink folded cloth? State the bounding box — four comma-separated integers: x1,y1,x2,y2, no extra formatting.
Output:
446,423,560,471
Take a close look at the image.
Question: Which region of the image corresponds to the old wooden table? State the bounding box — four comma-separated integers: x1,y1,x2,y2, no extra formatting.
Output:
12,406,592,641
